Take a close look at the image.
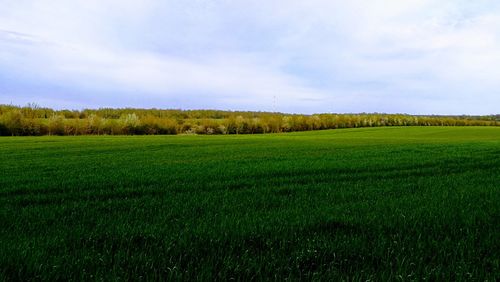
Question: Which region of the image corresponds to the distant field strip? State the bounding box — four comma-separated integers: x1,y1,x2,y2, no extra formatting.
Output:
1,127,499,280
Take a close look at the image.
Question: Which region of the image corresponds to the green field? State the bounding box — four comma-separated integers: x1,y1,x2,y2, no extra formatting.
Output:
1,127,499,280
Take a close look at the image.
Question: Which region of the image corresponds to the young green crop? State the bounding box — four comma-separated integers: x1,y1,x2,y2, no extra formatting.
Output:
1,127,499,280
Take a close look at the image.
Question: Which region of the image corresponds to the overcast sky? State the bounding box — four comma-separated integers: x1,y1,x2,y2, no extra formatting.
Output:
1,0,499,114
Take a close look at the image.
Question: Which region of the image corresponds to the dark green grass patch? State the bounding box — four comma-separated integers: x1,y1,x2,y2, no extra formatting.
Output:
1,127,499,280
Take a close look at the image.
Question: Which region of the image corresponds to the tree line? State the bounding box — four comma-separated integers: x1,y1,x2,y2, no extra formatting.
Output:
0,104,498,136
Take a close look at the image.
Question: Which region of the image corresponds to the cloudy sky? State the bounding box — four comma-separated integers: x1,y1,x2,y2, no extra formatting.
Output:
1,0,499,114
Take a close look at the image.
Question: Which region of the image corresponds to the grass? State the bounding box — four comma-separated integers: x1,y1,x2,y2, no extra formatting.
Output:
1,126,499,280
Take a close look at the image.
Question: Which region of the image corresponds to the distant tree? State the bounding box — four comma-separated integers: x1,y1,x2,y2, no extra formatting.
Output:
0,104,497,136
48,114,65,135
0,122,7,136
86,114,104,135
121,113,141,134
1,110,23,136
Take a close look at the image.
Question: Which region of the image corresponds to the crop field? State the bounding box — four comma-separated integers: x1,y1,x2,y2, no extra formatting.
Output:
1,126,499,280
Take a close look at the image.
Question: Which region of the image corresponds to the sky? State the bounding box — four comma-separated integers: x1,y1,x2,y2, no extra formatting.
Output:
0,0,499,114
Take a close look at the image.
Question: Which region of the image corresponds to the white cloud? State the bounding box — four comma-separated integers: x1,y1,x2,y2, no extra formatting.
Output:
0,28,326,111
0,0,499,114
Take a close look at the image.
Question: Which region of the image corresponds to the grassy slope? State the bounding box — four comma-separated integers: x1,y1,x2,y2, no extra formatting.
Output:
1,127,499,280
